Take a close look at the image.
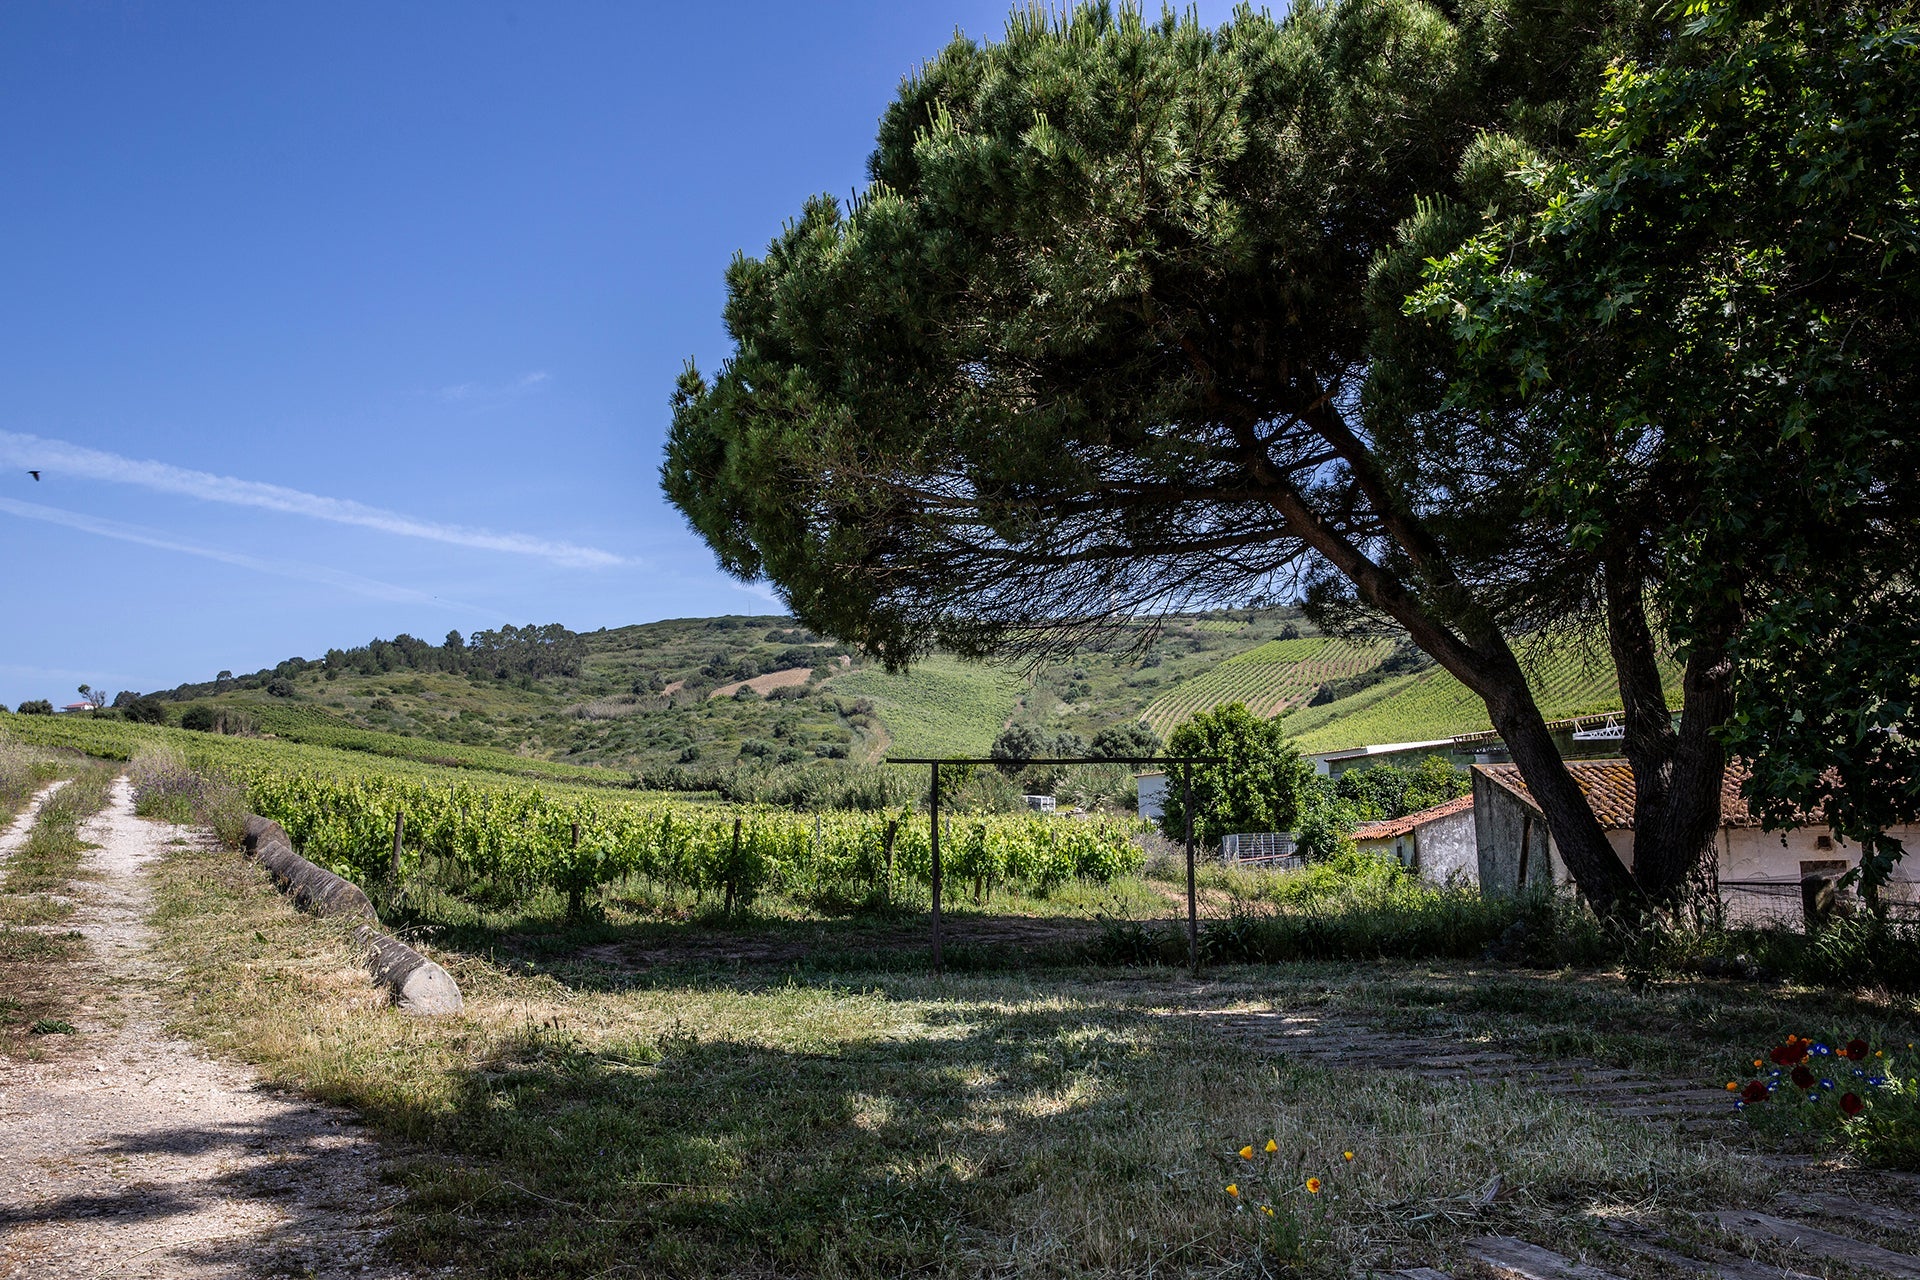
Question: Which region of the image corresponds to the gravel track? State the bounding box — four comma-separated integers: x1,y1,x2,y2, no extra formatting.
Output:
0,777,406,1279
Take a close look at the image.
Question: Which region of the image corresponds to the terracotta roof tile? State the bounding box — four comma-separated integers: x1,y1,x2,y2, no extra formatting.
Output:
1474,759,1762,829
1352,793,1476,841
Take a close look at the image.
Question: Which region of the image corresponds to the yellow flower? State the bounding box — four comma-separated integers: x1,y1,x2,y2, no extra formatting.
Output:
1305,1177,1323,1194
1265,1139,1278,1153
1261,1205,1276,1217
1226,1184,1240,1197
1343,1151,1354,1161
1239,1146,1254,1159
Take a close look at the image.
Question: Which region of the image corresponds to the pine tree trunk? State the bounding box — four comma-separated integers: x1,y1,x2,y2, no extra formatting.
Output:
1485,683,1638,915
1601,557,1738,916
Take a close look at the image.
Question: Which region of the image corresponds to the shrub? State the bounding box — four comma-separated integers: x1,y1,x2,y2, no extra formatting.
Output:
179,705,217,732
15,700,53,716
123,696,168,725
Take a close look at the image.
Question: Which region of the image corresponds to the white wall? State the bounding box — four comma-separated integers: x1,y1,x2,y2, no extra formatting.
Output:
1136,773,1167,822
1415,809,1478,887
1517,820,1918,924
1358,809,1478,887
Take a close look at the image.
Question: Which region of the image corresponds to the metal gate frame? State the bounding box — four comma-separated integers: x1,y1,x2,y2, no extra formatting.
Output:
885,754,1225,977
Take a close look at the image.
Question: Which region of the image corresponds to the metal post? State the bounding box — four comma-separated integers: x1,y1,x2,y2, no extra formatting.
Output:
1183,765,1198,977
930,761,943,976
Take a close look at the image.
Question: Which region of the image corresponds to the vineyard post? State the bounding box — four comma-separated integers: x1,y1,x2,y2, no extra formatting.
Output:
727,816,743,914
929,762,943,976
1182,765,1198,977
882,819,898,904
566,821,583,919
391,809,406,883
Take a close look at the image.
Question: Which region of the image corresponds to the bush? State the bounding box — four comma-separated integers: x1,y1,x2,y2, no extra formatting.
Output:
179,705,217,732
15,700,53,716
122,696,168,725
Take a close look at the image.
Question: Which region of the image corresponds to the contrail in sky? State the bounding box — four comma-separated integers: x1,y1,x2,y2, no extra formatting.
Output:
0,430,624,569
0,496,501,617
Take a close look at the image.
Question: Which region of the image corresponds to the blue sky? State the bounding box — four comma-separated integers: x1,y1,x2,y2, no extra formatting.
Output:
0,2,1245,706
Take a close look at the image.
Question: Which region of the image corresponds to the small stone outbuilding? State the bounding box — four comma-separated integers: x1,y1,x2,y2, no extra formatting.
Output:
1352,795,1477,886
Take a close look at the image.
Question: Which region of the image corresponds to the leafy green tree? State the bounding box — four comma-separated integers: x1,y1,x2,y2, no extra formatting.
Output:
15,700,53,716
1413,0,1920,895
664,1,1667,914
1158,703,1314,848
1091,721,1162,760
1335,755,1469,822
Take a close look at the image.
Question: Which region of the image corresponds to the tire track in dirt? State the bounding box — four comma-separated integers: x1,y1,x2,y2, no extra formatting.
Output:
0,777,409,1279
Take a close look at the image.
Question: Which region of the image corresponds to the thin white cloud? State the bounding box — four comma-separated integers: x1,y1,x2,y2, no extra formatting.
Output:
0,430,623,568
437,370,551,402
0,496,501,617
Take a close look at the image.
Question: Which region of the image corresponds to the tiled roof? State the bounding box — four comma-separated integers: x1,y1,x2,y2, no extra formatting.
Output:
1352,793,1476,841
1474,759,1762,829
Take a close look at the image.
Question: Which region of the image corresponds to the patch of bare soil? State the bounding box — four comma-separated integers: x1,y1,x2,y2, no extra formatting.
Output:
0,778,407,1279
577,913,1101,971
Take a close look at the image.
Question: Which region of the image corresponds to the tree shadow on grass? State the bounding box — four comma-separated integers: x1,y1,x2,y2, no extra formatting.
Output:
359,981,1224,1279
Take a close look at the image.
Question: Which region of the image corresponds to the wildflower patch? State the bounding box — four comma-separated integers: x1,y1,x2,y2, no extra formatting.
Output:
1729,1032,1919,1170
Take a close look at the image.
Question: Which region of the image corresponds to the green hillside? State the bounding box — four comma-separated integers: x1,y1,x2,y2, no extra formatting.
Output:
1142,636,1394,738
831,657,1026,759
123,610,1311,780
1281,645,1683,753
78,607,1676,786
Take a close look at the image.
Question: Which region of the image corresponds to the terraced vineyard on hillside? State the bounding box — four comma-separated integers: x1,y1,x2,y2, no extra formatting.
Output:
1142,637,1394,738
1281,644,1684,753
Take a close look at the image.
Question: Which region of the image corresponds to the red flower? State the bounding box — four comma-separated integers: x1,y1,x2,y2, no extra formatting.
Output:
1770,1043,1808,1066
1840,1093,1864,1117
1791,1065,1816,1089
1742,1081,1770,1104
1845,1039,1870,1061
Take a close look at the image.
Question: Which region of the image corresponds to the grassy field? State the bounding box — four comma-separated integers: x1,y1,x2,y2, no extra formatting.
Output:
831,655,1027,759
140,820,1920,1279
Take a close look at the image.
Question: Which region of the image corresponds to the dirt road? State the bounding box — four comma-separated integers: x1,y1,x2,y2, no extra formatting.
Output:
0,777,404,1279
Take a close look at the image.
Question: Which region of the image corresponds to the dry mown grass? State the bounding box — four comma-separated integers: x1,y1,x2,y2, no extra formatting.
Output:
0,763,118,1055
137,834,1920,1279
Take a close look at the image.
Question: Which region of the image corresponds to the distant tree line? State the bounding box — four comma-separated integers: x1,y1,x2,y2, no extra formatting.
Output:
149,623,588,701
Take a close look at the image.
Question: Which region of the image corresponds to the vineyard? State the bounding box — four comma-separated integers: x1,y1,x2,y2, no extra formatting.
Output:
238,703,632,786
1142,637,1393,738
0,711,1142,912
1282,644,1684,752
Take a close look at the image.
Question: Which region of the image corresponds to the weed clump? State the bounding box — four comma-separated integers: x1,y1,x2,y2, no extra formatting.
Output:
130,748,247,846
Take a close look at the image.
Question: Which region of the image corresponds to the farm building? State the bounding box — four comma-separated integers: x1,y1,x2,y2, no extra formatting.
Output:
1352,795,1477,886
1472,760,1920,922
59,701,94,713
1307,738,1456,777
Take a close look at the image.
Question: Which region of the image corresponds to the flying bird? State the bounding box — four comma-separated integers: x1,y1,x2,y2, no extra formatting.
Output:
28,470,39,481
